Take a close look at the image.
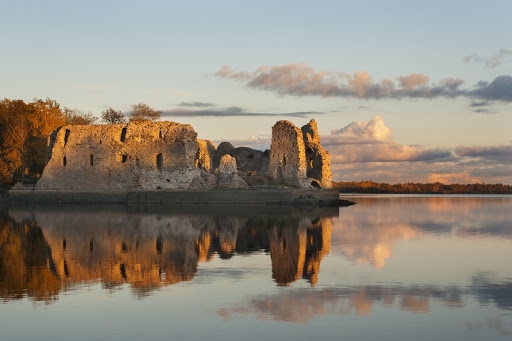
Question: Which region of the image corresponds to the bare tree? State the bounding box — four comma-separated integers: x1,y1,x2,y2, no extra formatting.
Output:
64,108,97,125
129,103,162,122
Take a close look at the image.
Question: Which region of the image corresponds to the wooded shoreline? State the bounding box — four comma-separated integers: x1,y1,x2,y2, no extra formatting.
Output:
334,181,512,194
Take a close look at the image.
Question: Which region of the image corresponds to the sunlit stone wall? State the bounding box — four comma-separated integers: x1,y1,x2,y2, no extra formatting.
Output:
36,121,201,191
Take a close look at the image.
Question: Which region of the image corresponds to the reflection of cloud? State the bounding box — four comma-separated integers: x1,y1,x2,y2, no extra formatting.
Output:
401,294,430,313
217,279,512,323
333,222,421,268
215,63,512,102
336,196,512,239
332,196,512,269
466,317,512,336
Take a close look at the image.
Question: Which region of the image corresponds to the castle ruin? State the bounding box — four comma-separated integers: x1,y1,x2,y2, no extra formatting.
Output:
35,119,332,191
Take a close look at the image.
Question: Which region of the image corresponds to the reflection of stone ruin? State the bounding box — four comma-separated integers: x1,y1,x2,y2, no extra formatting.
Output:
269,217,331,286
1,209,334,301
35,119,331,191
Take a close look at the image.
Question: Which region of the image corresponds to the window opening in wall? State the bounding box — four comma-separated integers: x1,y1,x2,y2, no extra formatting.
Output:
63,260,69,277
156,236,163,254
90,154,94,166
156,153,163,168
64,129,70,146
122,154,127,163
120,264,127,279
159,129,163,139
120,127,127,142
63,156,67,166
282,156,287,167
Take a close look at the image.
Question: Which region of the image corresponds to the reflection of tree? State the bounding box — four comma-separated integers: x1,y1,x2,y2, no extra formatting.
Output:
0,218,61,302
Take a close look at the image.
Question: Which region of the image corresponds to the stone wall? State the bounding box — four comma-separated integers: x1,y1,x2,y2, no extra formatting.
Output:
196,139,216,173
37,121,202,191
268,120,307,186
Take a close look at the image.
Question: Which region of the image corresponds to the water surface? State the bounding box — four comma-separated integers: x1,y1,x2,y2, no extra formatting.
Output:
1,195,511,340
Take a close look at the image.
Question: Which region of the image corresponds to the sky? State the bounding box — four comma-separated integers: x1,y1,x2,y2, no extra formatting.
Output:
1,0,511,184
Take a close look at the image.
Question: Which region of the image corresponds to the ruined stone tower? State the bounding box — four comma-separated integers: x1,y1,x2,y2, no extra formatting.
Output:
268,121,307,186
301,119,332,189
268,120,332,188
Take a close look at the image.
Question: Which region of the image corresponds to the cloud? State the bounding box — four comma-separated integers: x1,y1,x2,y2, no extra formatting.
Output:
399,73,429,89
469,75,512,102
321,116,512,184
441,77,465,90
162,106,320,118
324,116,452,164
214,63,511,102
329,160,504,184
330,115,393,142
470,101,489,107
455,145,512,162
463,49,512,68
177,101,214,107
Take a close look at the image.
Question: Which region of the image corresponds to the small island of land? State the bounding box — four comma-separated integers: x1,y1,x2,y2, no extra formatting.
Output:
8,118,354,207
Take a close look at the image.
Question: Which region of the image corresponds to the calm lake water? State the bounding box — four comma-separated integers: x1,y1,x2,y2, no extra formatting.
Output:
1,195,511,341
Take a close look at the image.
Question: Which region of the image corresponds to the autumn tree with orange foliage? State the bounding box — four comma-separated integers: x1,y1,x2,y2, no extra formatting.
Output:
0,98,97,186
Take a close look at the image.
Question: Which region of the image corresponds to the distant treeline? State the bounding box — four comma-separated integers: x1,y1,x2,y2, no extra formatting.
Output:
333,181,512,194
